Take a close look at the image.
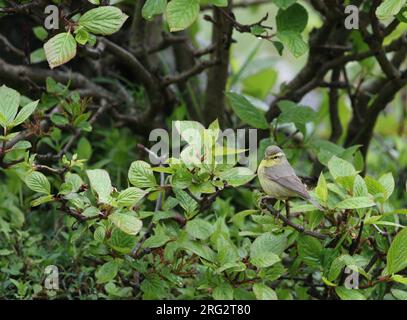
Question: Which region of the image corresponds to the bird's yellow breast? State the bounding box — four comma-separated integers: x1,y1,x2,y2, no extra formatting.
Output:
258,161,297,200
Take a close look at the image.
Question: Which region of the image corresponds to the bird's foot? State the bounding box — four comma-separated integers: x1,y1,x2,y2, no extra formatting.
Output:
259,195,274,210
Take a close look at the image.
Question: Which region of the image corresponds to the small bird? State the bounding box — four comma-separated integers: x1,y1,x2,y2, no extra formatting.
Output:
258,145,323,211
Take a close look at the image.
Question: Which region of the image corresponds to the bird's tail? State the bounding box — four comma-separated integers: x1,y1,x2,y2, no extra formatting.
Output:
307,197,325,211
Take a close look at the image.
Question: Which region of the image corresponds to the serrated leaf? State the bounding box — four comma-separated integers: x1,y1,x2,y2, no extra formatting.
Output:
226,92,269,129
185,218,214,240
173,188,198,216
44,32,77,69
276,3,308,33
166,0,200,32
376,0,405,19
315,173,328,203
96,261,119,284
142,233,171,249
109,213,143,235
335,287,366,300
365,176,387,202
335,197,375,210
297,235,322,268
278,100,316,125
25,171,51,195
78,6,128,35
181,240,216,262
11,140,32,151
142,0,167,20
86,169,113,203
109,228,136,253
277,31,308,58
328,156,356,180
218,167,256,187
12,100,39,127
31,194,54,207
253,283,278,300
378,173,395,200
250,232,285,268
387,228,407,274
117,187,147,207
353,175,368,197
128,161,157,188
0,85,20,128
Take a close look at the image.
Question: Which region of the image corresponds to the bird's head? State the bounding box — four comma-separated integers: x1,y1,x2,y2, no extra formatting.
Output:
263,145,286,166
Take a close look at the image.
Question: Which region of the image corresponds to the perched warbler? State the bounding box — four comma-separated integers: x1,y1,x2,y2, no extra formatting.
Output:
258,145,323,210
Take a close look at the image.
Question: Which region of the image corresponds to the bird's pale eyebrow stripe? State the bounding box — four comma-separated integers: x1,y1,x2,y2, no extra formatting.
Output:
273,152,284,157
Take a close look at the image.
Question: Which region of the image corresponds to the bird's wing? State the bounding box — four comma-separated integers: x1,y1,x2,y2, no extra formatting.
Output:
263,164,310,200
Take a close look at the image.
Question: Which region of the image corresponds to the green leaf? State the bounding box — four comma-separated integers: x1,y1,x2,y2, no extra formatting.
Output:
278,100,316,125
128,161,157,188
30,48,46,63
50,114,69,126
185,218,214,240
25,171,51,195
376,0,405,19
226,92,269,129
76,137,92,160
242,68,277,100
109,213,143,236
10,140,32,151
44,32,77,69
365,176,387,202
96,261,119,284
353,175,368,197
109,228,136,253
208,0,228,7
0,85,20,128
166,0,200,32
335,287,366,300
328,156,356,180
315,173,328,203
117,187,147,207
218,167,256,187
174,120,205,146
276,3,308,33
335,197,375,210
391,288,407,300
173,188,199,216
387,228,407,274
250,232,285,268
86,169,113,203
33,26,48,41
253,283,278,300
273,0,297,9
297,235,322,268
12,100,39,127
171,166,193,189
378,173,395,200
181,240,216,262
391,274,407,285
212,283,234,300
74,28,89,45
142,232,171,248
142,0,167,20
78,6,128,35
31,194,54,207
277,31,308,58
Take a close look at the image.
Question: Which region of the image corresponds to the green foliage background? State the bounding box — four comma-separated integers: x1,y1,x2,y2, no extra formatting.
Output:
0,0,407,300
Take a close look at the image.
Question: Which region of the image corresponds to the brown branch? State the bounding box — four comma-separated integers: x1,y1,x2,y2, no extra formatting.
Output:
161,59,220,86
203,5,234,126
328,68,342,143
264,203,330,240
